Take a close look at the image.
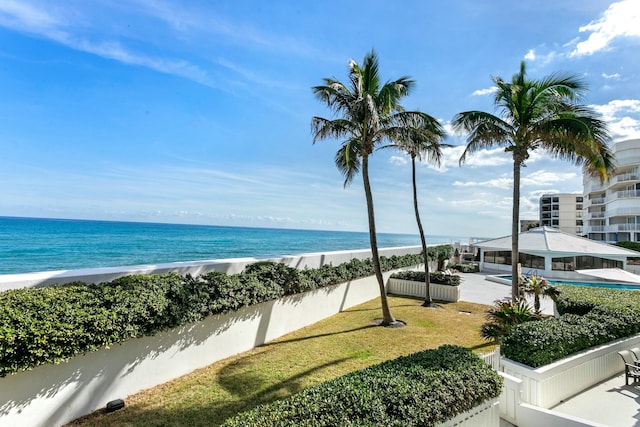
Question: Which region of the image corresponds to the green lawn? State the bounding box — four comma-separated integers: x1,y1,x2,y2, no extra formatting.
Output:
69,295,495,426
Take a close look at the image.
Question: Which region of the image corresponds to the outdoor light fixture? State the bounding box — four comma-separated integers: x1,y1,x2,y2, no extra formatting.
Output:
106,399,125,413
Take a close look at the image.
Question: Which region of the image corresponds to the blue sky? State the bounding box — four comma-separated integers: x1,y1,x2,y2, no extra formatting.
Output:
0,0,638,238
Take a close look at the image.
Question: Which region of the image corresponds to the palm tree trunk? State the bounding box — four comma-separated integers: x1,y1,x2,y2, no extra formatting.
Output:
411,156,432,306
362,155,396,325
511,159,522,301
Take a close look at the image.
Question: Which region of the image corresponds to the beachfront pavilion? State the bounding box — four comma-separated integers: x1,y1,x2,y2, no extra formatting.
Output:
473,226,640,281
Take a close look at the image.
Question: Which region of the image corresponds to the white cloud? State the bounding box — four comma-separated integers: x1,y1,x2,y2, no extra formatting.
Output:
389,155,408,166
471,87,496,96
571,0,640,57
524,49,536,60
591,99,640,140
602,72,621,80
453,176,512,190
521,170,577,187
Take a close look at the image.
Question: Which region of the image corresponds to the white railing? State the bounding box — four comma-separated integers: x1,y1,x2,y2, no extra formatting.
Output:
588,225,606,232
613,171,640,184
479,347,501,371
588,197,606,205
614,223,640,231
588,212,605,219
615,189,640,199
614,207,640,216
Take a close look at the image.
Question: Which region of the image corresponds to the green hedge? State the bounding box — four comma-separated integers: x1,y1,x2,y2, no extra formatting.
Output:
502,285,640,367
0,253,423,377
389,270,461,286
222,345,502,427
448,263,479,273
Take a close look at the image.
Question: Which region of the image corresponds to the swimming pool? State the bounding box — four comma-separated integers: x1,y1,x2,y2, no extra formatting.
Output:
494,275,640,291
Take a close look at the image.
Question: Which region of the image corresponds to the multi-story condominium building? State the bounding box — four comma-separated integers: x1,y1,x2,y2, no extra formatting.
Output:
584,139,640,242
539,193,584,235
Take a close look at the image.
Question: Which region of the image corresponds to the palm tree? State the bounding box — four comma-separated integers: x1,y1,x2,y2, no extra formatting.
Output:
312,50,428,326
452,61,614,301
383,116,448,307
521,275,560,315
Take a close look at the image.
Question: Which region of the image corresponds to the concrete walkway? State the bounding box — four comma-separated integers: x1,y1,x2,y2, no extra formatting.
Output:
457,271,555,314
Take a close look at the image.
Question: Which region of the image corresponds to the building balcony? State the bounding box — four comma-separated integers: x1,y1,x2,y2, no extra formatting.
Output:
588,212,606,219
614,190,640,200
588,197,606,205
611,223,640,231
611,207,640,217
588,225,607,232
612,172,640,184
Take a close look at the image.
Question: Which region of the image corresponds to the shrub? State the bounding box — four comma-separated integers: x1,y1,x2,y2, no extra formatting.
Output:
480,300,540,342
502,285,640,367
389,271,461,286
448,263,479,273
0,252,423,376
222,345,502,427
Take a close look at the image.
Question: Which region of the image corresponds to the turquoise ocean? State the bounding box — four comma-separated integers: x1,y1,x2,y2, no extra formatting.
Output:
0,216,465,275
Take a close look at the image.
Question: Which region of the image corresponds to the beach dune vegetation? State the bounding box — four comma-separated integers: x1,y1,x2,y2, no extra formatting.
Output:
453,61,614,301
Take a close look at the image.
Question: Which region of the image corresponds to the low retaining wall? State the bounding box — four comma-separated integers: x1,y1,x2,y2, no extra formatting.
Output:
0,246,423,291
387,278,460,302
0,271,397,427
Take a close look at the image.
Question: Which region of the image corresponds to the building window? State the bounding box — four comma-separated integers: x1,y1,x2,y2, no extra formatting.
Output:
552,219,559,226
520,253,545,270
576,220,583,226
483,251,511,265
552,256,622,271
576,196,583,202
576,204,583,210
552,197,559,203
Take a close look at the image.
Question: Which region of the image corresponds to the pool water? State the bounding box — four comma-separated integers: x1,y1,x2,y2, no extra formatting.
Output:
498,275,640,291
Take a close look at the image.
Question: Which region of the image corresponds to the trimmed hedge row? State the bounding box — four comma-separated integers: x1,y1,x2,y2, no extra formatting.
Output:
502,285,640,367
0,253,423,377
389,270,461,286
222,345,502,427
448,263,479,273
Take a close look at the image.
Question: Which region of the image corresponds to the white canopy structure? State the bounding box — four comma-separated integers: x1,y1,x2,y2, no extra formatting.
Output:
575,268,640,284
473,227,640,280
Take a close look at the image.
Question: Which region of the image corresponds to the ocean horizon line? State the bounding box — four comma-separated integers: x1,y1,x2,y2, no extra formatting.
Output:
0,216,474,275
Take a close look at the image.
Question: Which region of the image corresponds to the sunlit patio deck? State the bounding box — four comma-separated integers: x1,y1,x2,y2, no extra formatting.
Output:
552,373,640,427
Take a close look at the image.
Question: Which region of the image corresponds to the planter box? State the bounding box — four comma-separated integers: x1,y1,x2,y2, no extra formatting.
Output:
437,398,500,426
387,277,460,302
0,272,395,427
501,332,640,409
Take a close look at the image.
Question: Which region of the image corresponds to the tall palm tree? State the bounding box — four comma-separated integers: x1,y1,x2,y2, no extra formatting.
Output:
312,50,428,326
383,116,448,307
452,61,614,301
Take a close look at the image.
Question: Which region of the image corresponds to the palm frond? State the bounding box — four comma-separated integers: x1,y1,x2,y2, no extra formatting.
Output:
335,139,362,187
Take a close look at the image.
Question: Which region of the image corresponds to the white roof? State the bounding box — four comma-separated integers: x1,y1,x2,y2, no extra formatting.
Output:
576,268,640,284
474,227,640,258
